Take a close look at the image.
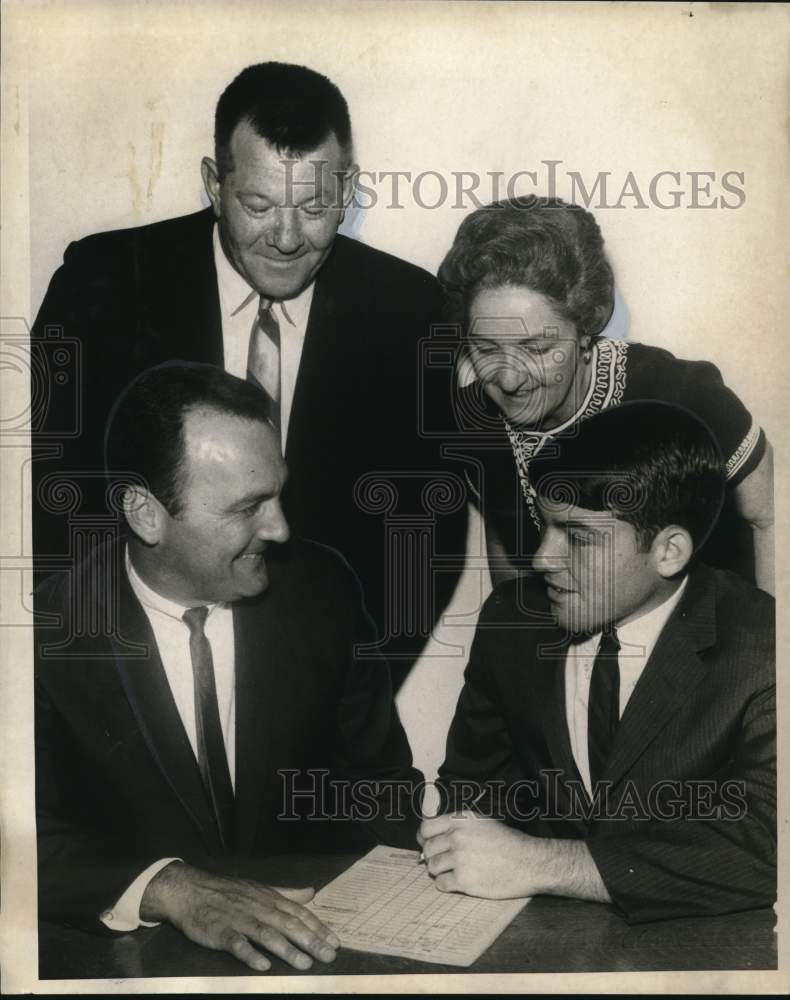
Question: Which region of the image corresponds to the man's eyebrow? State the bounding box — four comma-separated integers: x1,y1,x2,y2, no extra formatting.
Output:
292,187,331,206
227,488,277,510
564,519,608,534
227,468,288,510
238,189,327,207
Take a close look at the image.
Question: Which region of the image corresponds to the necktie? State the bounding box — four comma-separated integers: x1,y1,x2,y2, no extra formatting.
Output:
182,606,235,850
247,297,281,436
587,628,620,789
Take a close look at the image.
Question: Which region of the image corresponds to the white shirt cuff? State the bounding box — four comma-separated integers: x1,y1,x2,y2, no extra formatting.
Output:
99,858,182,932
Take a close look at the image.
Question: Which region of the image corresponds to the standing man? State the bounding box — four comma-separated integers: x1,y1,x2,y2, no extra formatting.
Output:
32,62,466,665
35,363,423,971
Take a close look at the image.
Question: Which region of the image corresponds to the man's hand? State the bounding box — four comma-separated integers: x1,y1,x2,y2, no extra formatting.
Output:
140,862,340,972
418,811,610,903
418,811,540,898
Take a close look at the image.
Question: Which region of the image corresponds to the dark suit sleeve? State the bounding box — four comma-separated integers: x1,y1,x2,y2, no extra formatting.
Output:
31,239,124,571
436,628,526,819
32,245,82,565
627,347,766,488
587,683,776,923
35,672,164,929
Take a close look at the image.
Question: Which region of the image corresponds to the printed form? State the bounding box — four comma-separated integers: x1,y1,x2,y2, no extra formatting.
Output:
308,846,530,966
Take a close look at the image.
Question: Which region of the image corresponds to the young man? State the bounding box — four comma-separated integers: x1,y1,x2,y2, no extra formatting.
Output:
420,401,775,923
35,363,422,971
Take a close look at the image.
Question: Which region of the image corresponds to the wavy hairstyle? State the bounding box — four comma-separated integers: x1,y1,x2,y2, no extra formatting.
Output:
438,197,615,340
531,401,726,552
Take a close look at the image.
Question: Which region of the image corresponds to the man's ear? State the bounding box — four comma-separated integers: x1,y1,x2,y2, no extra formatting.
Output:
651,524,694,579
201,156,222,218
123,487,168,545
337,163,359,222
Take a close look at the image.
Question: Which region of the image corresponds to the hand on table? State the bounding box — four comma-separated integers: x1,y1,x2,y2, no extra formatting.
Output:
140,862,340,972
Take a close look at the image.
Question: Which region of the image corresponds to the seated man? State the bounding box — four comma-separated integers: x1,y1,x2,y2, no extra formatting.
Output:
420,401,775,922
35,362,422,971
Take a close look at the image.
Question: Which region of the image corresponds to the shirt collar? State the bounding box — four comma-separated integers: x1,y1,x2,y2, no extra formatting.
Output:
569,575,688,656
614,576,688,653
125,545,219,623
212,223,314,330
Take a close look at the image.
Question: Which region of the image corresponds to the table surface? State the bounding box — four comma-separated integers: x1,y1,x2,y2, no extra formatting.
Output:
39,852,777,980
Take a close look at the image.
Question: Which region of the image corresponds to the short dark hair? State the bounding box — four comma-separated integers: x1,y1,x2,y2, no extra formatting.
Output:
105,362,273,517
531,401,726,551
438,197,615,340
215,62,353,176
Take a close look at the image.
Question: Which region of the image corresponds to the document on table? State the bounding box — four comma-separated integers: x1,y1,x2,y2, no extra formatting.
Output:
307,846,530,967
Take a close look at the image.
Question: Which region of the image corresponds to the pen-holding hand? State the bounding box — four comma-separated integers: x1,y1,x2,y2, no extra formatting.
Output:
418,810,545,899
418,811,610,903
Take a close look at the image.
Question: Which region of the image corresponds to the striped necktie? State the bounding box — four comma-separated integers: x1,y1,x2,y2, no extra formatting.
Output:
247,297,281,435
182,606,235,851
587,627,620,789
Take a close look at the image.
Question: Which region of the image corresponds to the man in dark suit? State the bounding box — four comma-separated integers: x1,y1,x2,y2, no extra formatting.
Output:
35,363,423,971
31,61,466,667
419,402,775,922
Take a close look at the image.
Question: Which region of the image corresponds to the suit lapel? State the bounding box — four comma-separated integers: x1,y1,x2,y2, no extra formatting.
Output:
232,584,312,852
540,640,582,784
112,565,222,850
284,247,339,460
532,632,592,835
605,566,718,788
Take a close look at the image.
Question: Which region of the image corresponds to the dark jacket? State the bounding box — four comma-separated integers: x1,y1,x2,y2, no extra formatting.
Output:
35,537,422,928
438,564,776,922
31,209,467,659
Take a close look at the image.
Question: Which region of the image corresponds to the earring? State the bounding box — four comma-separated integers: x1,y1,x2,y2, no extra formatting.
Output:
581,343,592,364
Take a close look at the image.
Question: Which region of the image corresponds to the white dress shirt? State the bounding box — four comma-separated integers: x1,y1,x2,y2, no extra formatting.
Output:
565,578,688,796
100,549,236,932
213,224,314,451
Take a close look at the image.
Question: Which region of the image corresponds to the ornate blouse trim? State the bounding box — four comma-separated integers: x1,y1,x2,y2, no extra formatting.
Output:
503,338,629,528
726,421,760,481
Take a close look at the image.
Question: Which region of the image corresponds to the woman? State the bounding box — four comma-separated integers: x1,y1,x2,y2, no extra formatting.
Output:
438,197,774,593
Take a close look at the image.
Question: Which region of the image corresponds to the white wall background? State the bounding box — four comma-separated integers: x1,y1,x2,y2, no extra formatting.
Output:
8,0,790,780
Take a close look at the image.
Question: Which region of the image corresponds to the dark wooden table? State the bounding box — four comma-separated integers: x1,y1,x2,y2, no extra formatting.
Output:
39,853,777,979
